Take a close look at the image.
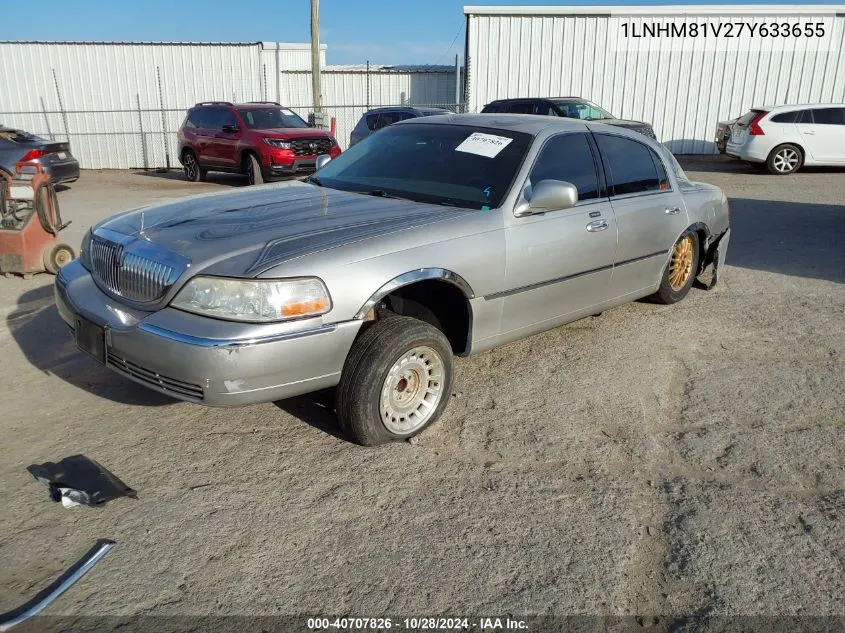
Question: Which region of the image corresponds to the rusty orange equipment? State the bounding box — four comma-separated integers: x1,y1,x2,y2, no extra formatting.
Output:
0,161,74,276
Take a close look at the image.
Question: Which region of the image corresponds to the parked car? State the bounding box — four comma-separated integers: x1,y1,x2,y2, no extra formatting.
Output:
714,117,738,153
177,101,341,185
0,126,80,185
349,106,453,146
481,97,656,138
56,114,729,446
725,104,845,174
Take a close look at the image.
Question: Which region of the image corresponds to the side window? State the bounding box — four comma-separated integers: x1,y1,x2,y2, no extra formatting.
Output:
770,111,798,123
534,102,553,116
365,113,380,131
595,134,665,196
220,109,238,128
528,133,600,201
507,101,535,114
796,109,814,124
184,111,199,128
482,103,501,113
203,108,224,130
812,108,845,125
189,109,208,128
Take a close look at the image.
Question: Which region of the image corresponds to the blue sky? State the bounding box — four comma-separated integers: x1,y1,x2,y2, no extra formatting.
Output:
3,0,842,65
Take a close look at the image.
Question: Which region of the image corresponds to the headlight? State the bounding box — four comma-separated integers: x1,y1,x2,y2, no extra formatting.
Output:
171,276,331,322
79,228,92,270
264,138,292,149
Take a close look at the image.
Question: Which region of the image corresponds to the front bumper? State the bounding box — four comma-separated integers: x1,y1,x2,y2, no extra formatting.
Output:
54,260,362,406
267,158,317,178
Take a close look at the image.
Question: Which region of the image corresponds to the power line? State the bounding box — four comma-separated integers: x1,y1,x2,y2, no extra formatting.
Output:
434,21,464,66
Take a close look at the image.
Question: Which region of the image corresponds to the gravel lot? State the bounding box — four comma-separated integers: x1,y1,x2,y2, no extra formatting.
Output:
1,159,844,628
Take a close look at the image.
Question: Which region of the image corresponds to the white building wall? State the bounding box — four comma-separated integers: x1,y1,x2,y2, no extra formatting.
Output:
465,5,845,153
0,41,325,168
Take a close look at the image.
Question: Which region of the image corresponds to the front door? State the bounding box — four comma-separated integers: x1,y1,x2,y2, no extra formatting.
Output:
798,107,845,163
591,132,691,298
500,132,617,338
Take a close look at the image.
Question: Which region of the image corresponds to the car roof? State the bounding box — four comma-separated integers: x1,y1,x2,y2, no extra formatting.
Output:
400,112,590,135
755,103,845,112
488,97,589,103
190,102,293,110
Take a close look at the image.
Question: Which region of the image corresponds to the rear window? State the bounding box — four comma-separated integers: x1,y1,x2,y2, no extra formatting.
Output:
0,129,40,143
770,111,798,123
735,110,767,127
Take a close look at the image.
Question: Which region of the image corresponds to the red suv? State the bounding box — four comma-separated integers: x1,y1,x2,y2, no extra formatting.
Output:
177,101,341,185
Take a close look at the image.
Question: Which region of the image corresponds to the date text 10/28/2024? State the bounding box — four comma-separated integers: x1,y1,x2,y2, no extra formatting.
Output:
307,617,529,630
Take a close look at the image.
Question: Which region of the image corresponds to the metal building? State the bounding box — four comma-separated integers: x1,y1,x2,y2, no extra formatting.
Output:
464,5,845,153
0,41,457,167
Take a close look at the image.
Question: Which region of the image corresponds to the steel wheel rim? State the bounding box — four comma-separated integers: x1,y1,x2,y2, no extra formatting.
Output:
380,345,445,435
184,155,197,180
774,148,798,173
669,235,695,291
55,248,73,268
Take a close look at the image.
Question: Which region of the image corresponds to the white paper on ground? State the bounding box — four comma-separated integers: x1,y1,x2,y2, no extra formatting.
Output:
455,133,513,158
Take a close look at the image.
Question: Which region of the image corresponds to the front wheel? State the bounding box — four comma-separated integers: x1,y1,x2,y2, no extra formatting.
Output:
650,232,700,305
246,153,265,186
336,316,454,446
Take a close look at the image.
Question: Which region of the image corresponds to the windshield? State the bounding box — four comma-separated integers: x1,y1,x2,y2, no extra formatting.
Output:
236,107,310,130
552,100,615,121
312,123,533,210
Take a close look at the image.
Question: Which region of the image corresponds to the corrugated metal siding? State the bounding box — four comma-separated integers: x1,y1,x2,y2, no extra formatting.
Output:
466,8,845,153
0,42,324,168
279,70,458,149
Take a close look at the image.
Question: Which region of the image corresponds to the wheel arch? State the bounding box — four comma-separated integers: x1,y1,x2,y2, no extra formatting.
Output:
354,268,475,357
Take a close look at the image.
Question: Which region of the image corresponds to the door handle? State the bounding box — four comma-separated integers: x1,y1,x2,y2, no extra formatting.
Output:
803,130,815,135
665,207,681,215
586,219,608,232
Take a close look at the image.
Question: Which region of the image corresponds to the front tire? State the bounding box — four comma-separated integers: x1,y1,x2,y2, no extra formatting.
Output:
246,153,265,185
651,232,700,305
336,316,454,446
766,144,802,175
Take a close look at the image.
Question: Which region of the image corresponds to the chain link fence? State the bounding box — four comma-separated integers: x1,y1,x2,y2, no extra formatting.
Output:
1,102,466,171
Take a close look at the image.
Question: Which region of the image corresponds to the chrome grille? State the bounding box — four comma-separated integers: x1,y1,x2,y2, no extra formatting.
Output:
291,137,333,157
90,236,179,303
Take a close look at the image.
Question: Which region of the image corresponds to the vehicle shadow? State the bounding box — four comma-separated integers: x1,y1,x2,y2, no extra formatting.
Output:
274,388,347,441
6,284,174,406
727,198,845,284
133,169,248,187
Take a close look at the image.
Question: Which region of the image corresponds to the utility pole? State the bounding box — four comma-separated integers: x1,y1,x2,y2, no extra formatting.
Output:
310,0,321,116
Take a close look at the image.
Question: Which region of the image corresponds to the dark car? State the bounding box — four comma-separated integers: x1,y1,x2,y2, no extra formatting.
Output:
0,126,80,185
714,117,738,153
349,106,453,146
177,101,341,185
481,98,656,139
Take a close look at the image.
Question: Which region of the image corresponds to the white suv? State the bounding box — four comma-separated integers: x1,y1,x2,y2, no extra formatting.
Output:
725,104,845,175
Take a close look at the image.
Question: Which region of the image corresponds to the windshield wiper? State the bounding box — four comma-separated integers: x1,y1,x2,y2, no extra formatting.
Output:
366,189,400,199
305,175,323,186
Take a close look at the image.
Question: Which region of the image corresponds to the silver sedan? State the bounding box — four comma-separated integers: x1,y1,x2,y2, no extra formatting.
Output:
55,114,730,445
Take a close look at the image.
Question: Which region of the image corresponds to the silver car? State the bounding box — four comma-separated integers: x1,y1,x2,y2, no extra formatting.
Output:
55,115,730,445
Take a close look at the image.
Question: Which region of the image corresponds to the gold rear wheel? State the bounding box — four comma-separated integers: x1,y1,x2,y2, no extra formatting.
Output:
668,234,695,291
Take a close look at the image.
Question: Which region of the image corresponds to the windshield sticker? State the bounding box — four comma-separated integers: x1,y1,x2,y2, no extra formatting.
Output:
455,133,513,158
281,109,295,116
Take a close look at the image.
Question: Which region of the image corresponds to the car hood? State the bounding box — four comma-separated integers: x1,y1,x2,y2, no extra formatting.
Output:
94,181,467,277
257,128,334,138
602,118,652,129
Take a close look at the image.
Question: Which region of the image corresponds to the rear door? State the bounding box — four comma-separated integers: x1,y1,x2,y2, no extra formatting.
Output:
212,108,241,168
592,132,690,298
799,107,845,162
193,108,218,165
501,132,617,336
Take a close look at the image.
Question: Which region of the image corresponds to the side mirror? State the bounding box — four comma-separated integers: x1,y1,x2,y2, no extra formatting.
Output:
221,124,239,134
514,179,578,217
315,154,332,170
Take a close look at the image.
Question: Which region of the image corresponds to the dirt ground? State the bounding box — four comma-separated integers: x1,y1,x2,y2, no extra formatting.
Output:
1,160,844,628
